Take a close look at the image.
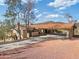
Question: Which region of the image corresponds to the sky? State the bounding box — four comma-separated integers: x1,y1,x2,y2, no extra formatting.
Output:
0,0,79,23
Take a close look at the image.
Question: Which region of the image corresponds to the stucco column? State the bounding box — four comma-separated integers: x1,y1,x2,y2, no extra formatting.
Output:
27,33,30,38
66,31,69,38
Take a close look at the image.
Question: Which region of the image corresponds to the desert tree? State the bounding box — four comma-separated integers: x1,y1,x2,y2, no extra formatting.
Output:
4,0,36,39
21,0,36,32
3,0,22,41
16,0,36,38
4,0,21,29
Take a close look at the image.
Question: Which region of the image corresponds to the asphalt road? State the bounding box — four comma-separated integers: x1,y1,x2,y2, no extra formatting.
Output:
0,39,79,59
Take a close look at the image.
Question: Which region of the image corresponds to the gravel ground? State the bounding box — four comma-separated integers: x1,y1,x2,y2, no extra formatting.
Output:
0,35,66,52
0,37,42,52
0,38,79,59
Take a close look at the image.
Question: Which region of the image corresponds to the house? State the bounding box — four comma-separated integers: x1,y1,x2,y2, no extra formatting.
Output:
31,22,74,38
16,22,74,39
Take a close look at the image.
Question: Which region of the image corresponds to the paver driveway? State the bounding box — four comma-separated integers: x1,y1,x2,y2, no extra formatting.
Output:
0,39,79,59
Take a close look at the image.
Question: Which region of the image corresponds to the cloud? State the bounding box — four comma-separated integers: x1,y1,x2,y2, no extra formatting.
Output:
48,0,79,10
34,9,39,13
0,0,5,5
36,13,42,18
22,0,42,3
36,11,49,18
46,14,63,18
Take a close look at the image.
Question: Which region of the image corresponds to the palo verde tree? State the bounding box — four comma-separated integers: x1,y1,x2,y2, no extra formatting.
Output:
4,0,21,29
4,0,36,39
3,0,22,41
5,0,35,30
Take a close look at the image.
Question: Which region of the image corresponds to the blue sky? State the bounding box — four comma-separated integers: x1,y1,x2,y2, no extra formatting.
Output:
0,0,79,23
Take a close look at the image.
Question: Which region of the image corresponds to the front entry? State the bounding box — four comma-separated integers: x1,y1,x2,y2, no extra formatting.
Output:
44,29,51,34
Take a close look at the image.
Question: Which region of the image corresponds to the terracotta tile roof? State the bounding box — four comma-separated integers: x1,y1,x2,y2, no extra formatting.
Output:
31,22,74,30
